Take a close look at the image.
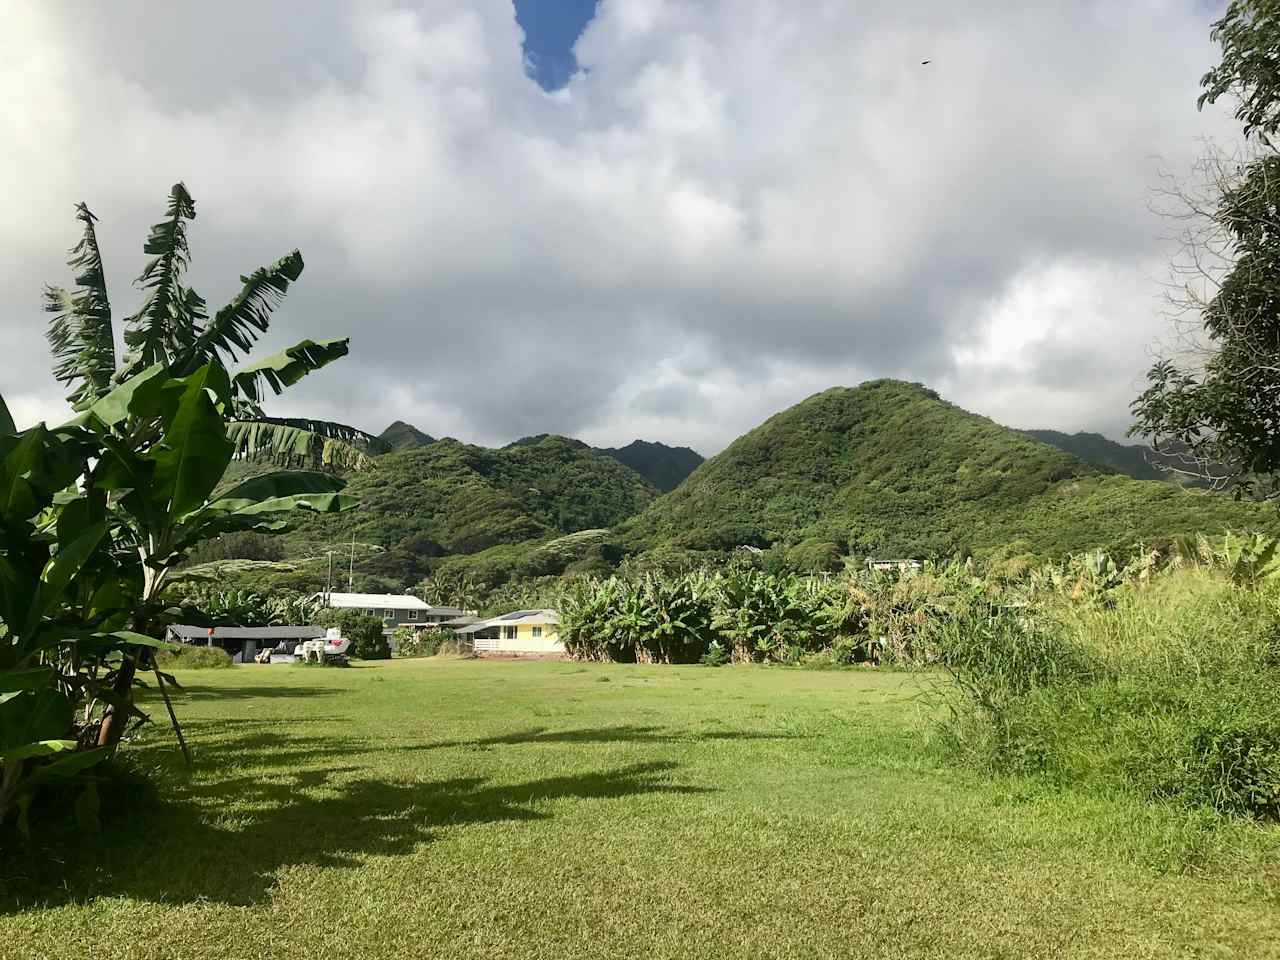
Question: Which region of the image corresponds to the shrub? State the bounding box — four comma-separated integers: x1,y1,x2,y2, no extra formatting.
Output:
154,646,234,670
1120,673,1280,818
393,626,454,658
348,618,391,660
320,610,391,660
699,643,730,667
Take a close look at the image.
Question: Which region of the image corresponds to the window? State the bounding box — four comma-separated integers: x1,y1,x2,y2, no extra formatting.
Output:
503,625,518,640
384,609,395,620
407,610,419,622
532,627,542,639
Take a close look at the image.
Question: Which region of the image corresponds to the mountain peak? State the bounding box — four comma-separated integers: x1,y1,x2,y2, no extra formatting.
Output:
378,421,436,450
598,439,705,492
505,433,591,451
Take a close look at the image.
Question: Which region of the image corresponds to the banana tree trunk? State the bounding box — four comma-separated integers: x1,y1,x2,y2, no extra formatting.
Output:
97,551,164,750
0,758,21,824
96,649,140,749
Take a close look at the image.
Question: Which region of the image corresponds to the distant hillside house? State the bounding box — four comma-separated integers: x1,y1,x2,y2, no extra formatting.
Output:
318,592,469,632
865,558,923,573
456,609,562,654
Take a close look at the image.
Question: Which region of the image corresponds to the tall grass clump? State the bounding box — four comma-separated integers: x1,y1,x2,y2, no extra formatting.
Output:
939,567,1280,819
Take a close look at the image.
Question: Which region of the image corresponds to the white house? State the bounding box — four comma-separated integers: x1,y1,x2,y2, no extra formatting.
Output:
318,592,469,633
457,609,562,654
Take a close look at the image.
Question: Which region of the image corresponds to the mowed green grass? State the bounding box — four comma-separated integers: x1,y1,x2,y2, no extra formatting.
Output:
2,659,1278,960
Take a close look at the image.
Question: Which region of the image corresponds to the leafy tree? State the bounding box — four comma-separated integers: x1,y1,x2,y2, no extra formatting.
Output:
1199,0,1280,140
1133,2,1280,500
41,183,377,747
170,587,322,628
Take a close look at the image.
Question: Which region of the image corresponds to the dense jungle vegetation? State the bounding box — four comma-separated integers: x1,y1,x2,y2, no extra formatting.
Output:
619,381,1280,564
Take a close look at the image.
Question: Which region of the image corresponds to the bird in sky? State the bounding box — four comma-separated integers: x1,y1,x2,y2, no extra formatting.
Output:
921,60,931,65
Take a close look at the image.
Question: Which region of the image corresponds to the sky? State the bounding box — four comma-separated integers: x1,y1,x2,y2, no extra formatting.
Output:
0,1,1239,456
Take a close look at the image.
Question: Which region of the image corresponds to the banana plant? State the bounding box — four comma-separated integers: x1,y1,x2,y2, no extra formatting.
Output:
1220,531,1280,584
67,363,357,749
0,363,357,828
0,184,371,831
45,183,381,469
0,414,149,830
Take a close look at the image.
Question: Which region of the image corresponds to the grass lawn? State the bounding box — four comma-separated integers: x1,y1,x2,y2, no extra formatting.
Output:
2,658,1278,959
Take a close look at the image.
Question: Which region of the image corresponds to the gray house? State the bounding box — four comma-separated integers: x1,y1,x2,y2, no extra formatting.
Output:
318,592,472,633
167,624,326,663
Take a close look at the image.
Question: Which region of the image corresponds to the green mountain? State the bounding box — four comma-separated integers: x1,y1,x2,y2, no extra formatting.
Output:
622,380,1279,563
597,439,704,492
285,434,658,584
378,420,437,450
1022,429,1217,487
1021,429,1165,480
379,426,702,492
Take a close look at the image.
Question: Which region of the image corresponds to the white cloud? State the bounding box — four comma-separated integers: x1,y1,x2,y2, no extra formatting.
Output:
0,0,1241,451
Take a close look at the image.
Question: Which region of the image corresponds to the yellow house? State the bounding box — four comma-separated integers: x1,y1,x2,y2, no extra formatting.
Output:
463,609,562,654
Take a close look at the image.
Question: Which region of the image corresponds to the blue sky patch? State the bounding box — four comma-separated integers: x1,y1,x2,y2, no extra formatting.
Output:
513,0,599,91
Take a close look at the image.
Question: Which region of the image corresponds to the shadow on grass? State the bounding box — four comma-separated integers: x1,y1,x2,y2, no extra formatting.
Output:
175,684,342,701
0,729,711,911
414,725,800,751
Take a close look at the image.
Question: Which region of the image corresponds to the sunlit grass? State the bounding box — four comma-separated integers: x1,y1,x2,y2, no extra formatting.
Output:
2,659,1277,959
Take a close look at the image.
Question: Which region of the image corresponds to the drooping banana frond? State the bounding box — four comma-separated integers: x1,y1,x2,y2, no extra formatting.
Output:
230,337,351,403
171,251,304,376
0,390,15,436
227,416,380,471
44,203,117,410
121,183,204,372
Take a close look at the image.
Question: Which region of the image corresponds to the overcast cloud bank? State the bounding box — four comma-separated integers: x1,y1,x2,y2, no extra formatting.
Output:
0,1,1238,454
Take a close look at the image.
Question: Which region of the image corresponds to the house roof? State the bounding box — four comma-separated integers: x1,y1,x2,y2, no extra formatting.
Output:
438,615,481,627
485,609,560,627
456,621,499,635
167,625,326,641
320,592,431,610
450,609,558,634
423,606,467,617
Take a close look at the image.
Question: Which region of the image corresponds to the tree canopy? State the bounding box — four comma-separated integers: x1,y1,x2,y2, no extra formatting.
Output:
1132,1,1280,502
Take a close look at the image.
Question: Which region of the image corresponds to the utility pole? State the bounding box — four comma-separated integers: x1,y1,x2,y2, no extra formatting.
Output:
348,532,356,590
